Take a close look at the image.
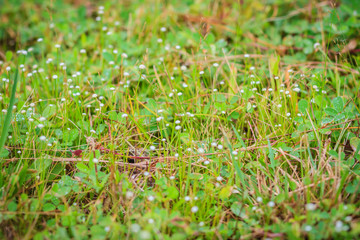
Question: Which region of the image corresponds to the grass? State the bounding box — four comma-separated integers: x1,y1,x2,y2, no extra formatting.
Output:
0,0,360,239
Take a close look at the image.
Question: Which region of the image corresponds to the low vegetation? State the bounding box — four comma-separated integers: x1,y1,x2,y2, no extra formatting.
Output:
0,0,359,239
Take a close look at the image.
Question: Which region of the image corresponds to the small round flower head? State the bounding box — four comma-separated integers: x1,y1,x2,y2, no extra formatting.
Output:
139,231,151,239
130,223,140,233
256,197,263,203
335,220,344,232
121,113,128,118
126,191,134,199
149,146,156,151
175,125,181,130
197,148,205,154
184,196,191,201
139,64,146,70
39,136,46,141
93,158,99,163
267,201,275,207
199,222,204,226
191,206,199,213
216,176,223,181
304,225,312,232
37,124,45,129
314,42,321,49
160,27,167,32
244,54,250,58
305,203,316,211
39,117,46,122
104,226,110,232
147,195,155,201
217,145,223,150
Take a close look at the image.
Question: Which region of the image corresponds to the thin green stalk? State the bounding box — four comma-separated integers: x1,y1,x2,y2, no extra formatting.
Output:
0,67,19,152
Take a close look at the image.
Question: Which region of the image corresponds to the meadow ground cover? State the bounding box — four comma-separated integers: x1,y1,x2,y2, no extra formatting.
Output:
0,0,360,239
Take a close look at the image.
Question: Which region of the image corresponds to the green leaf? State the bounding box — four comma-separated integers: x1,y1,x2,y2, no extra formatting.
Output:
5,51,13,61
7,201,17,211
42,105,57,118
219,185,233,200
332,97,344,113
0,148,9,158
166,186,179,200
350,137,360,154
43,203,56,211
76,163,89,173
324,107,338,116
298,99,308,113
230,202,244,217
102,52,114,62
229,111,240,120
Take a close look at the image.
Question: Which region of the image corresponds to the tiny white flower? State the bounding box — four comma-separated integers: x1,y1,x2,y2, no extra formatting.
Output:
191,206,199,213
197,148,205,154
150,146,156,151
306,203,317,211
39,136,46,141
256,197,263,203
217,145,223,150
314,42,321,49
304,225,312,232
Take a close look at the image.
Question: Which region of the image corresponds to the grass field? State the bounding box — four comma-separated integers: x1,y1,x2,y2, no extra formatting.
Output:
0,0,360,239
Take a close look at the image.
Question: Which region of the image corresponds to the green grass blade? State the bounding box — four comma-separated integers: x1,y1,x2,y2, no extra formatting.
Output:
0,67,19,153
